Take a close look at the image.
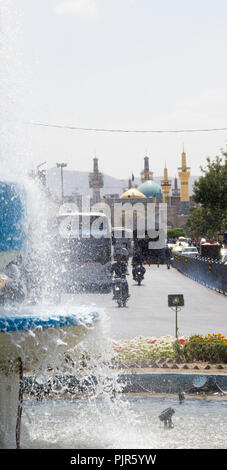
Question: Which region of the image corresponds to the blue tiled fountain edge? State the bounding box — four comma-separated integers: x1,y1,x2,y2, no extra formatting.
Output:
0,310,99,332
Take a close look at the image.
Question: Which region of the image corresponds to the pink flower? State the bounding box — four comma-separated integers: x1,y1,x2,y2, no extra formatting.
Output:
178,339,186,345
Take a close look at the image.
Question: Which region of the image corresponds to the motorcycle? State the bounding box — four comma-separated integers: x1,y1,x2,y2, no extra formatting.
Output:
133,264,145,285
112,275,129,307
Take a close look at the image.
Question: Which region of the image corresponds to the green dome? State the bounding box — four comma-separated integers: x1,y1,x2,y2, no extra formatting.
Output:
137,180,163,202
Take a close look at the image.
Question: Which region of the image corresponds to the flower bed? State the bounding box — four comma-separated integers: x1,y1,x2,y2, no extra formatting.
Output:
112,334,227,365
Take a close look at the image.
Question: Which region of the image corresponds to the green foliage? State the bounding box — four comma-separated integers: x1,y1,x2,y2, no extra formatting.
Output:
180,334,227,363
167,228,187,239
193,154,227,208
188,152,227,237
187,206,221,239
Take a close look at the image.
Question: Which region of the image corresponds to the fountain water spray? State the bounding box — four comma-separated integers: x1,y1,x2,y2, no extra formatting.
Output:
0,0,107,448
0,2,142,450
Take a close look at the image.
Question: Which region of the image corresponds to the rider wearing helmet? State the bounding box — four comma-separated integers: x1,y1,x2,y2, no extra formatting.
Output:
111,249,129,298
131,247,146,280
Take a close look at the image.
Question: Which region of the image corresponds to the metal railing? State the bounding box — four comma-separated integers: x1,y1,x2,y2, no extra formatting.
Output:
172,254,227,294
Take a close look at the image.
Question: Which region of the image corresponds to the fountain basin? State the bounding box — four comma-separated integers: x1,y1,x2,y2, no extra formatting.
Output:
0,180,103,447
0,306,100,448
20,395,227,449
0,306,99,371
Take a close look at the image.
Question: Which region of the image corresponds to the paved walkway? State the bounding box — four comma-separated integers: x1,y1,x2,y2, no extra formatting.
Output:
65,265,227,340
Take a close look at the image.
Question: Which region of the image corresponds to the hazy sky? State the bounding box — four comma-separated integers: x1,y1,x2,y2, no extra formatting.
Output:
12,0,227,178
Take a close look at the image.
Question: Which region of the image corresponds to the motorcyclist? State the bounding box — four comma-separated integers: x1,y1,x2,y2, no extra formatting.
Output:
121,243,129,263
0,255,27,305
131,247,146,280
111,251,129,298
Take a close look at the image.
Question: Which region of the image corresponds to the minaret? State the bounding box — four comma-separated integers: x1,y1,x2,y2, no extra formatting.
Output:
178,147,190,210
172,176,180,197
140,156,153,183
89,157,104,203
161,162,171,203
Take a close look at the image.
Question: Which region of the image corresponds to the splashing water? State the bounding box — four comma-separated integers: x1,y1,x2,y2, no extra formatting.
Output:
0,0,30,178
19,396,227,449
0,1,143,449
1,0,227,452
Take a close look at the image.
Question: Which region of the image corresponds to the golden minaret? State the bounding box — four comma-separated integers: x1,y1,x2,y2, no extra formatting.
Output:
178,146,191,209
161,162,171,203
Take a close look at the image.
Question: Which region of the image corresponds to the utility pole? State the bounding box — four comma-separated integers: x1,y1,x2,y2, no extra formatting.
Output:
56,162,67,203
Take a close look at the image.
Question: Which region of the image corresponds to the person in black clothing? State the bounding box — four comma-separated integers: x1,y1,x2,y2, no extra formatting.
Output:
131,248,146,280
164,245,172,268
121,243,129,263
111,252,129,297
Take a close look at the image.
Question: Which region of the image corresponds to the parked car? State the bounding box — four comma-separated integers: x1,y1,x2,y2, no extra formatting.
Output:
222,254,227,265
181,247,199,257
221,247,227,261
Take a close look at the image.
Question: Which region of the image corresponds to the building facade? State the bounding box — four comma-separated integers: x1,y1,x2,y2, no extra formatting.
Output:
100,149,194,234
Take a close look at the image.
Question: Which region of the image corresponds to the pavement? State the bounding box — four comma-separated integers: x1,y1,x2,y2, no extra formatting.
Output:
64,264,227,340
25,267,227,396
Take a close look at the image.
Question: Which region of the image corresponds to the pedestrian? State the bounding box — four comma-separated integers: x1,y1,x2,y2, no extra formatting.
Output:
164,245,172,269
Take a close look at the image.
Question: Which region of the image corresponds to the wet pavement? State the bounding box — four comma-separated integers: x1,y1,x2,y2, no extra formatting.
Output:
63,265,227,340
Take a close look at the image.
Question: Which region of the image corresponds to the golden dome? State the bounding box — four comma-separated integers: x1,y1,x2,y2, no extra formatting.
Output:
120,188,146,199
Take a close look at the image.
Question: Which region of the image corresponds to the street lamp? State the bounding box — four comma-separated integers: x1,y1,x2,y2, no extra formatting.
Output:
168,294,184,339
56,162,67,203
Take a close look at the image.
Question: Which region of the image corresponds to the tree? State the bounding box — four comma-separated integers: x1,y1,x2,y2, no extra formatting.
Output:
187,151,227,238
187,206,218,239
167,228,187,240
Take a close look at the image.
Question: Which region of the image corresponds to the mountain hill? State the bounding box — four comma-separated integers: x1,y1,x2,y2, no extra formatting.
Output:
46,167,198,199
